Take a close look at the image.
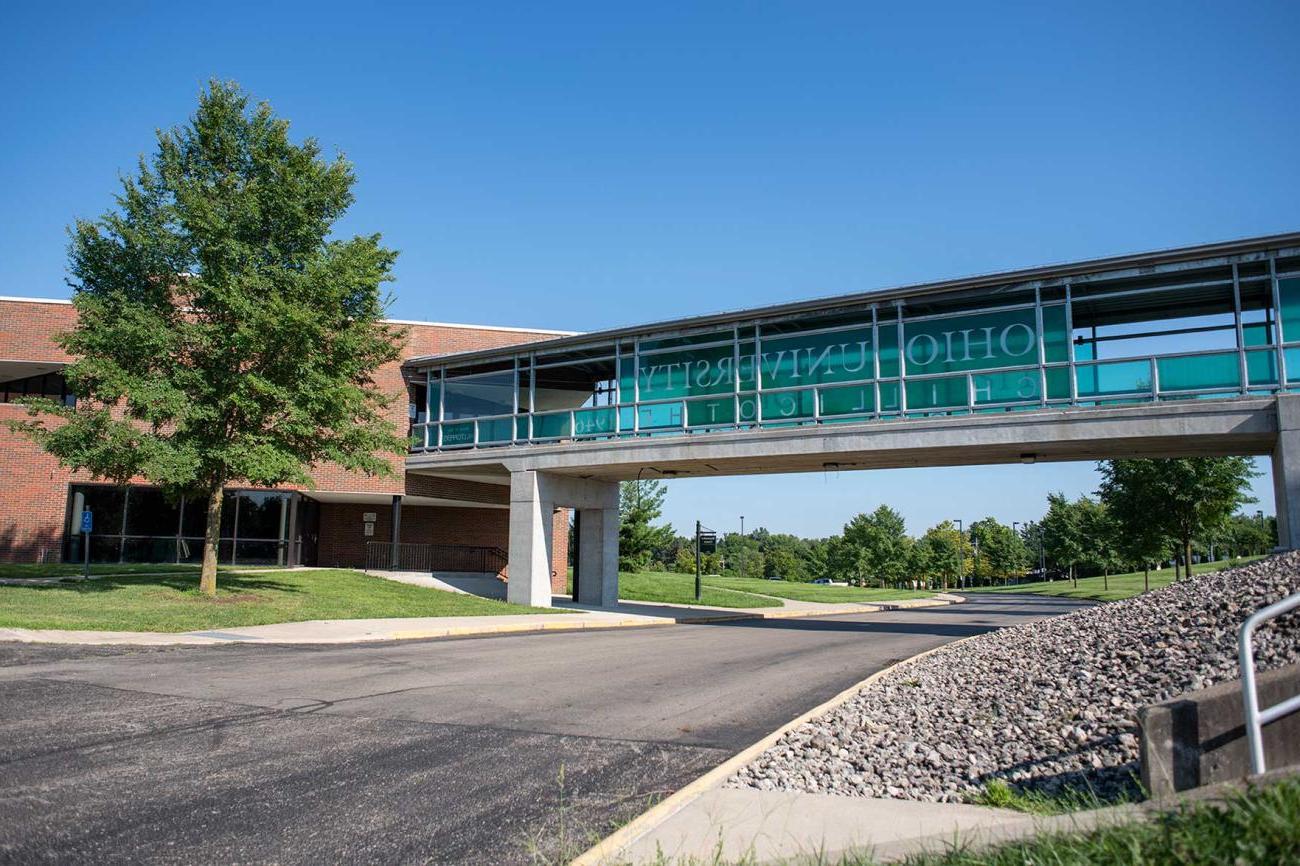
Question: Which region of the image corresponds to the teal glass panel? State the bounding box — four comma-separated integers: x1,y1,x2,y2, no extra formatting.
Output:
1280,278,1300,343
1287,348,1300,384
1075,360,1151,397
1243,322,1272,348
1074,339,1095,362
427,382,441,419
1246,349,1278,387
759,328,873,389
637,344,736,401
1046,366,1071,400
760,389,816,421
686,397,735,427
905,376,968,410
637,402,683,430
1042,305,1068,363
533,412,571,439
573,406,616,436
618,406,635,431
410,424,426,448
971,370,1041,405
737,392,758,423
738,341,757,389
441,421,475,446
619,353,635,399
516,416,530,439
878,380,901,412
903,306,1057,376
819,385,875,417
1156,351,1240,392
878,318,900,378
477,418,514,443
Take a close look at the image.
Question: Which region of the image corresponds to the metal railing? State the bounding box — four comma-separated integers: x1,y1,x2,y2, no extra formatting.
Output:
1238,589,1300,774
363,542,508,575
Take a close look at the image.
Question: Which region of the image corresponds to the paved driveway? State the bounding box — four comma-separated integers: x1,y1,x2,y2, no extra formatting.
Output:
0,594,1088,865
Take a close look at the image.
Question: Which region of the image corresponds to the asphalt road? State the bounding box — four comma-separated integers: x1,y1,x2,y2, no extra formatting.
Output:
0,594,1089,865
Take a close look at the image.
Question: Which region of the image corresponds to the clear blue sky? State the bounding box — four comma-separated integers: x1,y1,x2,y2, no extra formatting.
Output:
2,2,1295,537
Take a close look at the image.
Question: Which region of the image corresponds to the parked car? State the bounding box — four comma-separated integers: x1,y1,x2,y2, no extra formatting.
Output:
811,577,833,585
766,575,785,581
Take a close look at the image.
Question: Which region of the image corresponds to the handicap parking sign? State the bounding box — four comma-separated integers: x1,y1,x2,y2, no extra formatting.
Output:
81,510,93,534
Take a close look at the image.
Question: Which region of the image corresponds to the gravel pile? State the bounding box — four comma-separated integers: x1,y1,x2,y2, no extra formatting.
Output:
729,553,1300,803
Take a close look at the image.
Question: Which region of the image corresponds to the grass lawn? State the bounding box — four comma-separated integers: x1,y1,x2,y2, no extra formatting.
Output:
0,568,557,632
875,777,1300,866
567,571,782,608
704,575,934,604
963,556,1265,602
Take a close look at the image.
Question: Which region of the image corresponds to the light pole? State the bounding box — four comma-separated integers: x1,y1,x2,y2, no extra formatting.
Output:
740,515,745,578
953,518,964,590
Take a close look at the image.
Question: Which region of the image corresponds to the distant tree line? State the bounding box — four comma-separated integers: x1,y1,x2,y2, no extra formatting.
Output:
601,457,1273,592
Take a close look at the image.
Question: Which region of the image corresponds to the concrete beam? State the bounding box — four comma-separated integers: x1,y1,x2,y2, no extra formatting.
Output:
408,398,1278,483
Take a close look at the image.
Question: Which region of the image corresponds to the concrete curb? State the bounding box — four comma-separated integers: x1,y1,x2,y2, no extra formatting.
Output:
570,633,981,866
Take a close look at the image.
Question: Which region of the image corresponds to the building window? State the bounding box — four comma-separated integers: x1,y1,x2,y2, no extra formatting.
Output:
0,370,75,406
64,484,292,566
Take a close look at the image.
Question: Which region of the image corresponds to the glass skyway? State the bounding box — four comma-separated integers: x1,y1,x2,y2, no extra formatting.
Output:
405,236,1300,453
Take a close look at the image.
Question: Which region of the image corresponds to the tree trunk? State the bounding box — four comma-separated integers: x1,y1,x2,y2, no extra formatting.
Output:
1183,537,1193,581
200,486,223,597
1143,566,1149,593
1071,564,1077,588
1103,570,1109,592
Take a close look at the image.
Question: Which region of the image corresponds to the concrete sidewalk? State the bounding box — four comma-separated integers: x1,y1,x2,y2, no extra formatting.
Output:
617,786,1031,864
0,608,675,646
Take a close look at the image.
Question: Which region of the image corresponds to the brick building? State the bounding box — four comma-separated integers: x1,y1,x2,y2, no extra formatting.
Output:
0,296,572,592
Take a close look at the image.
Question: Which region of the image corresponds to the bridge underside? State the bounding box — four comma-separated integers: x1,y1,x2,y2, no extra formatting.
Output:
405,396,1300,607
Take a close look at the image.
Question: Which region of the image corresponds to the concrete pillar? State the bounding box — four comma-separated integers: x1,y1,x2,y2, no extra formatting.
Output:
506,469,620,608
507,470,555,607
576,506,619,607
1273,395,1300,550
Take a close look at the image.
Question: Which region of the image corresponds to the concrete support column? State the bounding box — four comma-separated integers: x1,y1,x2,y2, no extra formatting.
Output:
576,506,619,608
507,470,555,607
506,469,620,608
1273,395,1300,550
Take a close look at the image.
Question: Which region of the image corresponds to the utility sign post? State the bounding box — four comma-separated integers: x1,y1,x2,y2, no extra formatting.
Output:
80,509,93,578
695,523,717,602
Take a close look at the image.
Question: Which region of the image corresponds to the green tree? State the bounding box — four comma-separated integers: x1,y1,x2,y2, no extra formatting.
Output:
1041,492,1086,584
1098,458,1258,581
840,505,912,588
1076,499,1121,590
968,517,1027,585
13,82,404,596
914,521,967,590
618,479,675,571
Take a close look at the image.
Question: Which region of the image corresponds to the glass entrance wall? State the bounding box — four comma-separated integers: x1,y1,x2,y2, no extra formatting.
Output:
407,245,1300,452
63,484,293,565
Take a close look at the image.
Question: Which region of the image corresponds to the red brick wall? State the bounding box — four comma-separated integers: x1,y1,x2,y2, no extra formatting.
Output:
315,501,569,592
0,297,572,567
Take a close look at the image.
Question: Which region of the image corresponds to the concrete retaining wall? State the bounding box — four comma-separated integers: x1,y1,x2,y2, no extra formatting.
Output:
1139,661,1300,797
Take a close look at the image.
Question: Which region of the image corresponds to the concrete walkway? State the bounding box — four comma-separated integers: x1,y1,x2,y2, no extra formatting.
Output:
557,593,964,623
0,609,675,646
618,786,1029,863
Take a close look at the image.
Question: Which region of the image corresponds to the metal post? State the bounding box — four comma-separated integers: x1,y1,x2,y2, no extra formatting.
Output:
1271,257,1288,390
695,520,702,602
390,495,402,570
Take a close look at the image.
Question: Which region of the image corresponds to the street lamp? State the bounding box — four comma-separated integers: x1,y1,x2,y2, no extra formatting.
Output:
953,518,964,589
739,515,746,577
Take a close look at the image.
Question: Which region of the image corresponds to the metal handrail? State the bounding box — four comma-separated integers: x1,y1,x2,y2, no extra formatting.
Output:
1239,589,1300,774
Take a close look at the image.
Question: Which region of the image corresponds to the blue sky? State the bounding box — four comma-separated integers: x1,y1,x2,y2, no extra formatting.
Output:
2,1,1295,537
